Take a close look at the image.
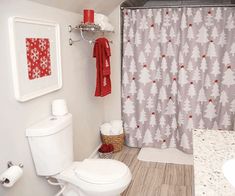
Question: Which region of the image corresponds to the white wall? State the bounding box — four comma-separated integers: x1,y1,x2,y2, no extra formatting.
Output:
29,0,124,15
103,6,122,121
0,0,109,195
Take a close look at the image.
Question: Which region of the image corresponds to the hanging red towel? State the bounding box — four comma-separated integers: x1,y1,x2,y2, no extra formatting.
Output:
93,37,111,97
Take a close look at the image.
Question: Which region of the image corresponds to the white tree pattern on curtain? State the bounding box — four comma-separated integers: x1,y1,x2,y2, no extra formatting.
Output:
122,7,235,153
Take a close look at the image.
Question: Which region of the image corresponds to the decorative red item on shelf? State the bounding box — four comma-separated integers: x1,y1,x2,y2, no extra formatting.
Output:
83,9,94,24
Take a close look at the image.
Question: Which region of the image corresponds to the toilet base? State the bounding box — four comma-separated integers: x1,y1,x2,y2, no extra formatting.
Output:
61,183,121,196
54,161,132,196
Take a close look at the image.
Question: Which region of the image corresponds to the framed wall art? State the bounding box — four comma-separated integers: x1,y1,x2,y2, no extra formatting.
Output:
8,17,62,102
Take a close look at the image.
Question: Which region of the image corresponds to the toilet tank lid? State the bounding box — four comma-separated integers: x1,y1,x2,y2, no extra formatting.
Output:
26,113,72,137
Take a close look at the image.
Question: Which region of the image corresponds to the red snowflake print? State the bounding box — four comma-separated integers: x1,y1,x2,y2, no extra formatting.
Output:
26,38,51,80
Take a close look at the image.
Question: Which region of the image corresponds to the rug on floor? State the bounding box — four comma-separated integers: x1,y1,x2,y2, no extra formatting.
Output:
137,147,193,165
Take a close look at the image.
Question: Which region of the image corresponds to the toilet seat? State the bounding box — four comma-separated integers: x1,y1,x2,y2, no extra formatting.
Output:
54,159,132,196
55,159,129,186
75,159,128,184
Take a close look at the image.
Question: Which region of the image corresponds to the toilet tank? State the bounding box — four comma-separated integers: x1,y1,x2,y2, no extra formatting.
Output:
26,113,73,176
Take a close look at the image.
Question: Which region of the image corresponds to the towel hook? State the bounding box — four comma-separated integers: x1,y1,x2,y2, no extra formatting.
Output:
69,38,81,46
68,25,78,33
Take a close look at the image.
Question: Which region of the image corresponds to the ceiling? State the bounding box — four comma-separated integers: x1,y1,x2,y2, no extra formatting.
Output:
29,0,125,15
28,0,235,14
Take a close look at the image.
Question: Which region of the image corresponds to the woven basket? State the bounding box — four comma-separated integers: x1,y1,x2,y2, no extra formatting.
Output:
101,133,124,152
99,151,113,159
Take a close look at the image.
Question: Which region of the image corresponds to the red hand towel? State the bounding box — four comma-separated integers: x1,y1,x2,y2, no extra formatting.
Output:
93,37,111,97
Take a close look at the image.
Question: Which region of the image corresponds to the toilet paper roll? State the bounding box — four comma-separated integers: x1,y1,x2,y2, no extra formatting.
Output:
52,99,68,116
0,166,23,187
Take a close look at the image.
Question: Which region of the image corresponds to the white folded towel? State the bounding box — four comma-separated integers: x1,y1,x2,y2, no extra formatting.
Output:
95,13,109,23
94,13,114,32
110,128,123,135
100,121,124,135
110,120,123,135
100,123,112,135
97,21,114,31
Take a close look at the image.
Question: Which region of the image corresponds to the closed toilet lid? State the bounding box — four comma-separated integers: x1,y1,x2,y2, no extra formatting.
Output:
74,159,128,184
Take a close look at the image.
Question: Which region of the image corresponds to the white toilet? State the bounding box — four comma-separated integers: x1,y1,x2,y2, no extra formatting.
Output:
26,113,131,196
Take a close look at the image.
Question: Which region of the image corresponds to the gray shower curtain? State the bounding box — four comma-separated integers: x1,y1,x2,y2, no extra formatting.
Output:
122,7,235,153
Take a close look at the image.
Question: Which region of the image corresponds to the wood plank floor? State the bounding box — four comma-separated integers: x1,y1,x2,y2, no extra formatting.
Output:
112,146,194,196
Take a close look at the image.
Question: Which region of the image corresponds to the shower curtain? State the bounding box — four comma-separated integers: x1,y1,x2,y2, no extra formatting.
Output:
122,7,235,153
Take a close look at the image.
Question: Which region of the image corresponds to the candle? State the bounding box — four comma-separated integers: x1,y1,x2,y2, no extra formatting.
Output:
83,9,94,24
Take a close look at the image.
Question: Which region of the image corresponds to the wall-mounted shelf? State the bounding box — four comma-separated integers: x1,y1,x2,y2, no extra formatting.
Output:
68,24,101,33
68,23,114,45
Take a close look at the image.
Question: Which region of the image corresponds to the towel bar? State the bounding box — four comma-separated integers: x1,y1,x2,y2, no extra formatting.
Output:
68,24,113,45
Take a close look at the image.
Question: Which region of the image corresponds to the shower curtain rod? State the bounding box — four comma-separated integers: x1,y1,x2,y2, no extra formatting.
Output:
121,4,235,9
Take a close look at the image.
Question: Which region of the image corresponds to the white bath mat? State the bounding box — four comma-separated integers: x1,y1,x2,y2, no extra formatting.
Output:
137,147,193,165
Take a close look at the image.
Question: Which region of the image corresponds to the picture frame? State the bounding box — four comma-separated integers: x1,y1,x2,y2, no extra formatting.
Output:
8,17,62,102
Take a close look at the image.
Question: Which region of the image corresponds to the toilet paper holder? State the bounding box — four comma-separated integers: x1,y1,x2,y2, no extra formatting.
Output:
0,161,23,185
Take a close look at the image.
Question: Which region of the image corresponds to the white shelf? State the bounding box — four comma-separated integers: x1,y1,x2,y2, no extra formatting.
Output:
68,24,114,45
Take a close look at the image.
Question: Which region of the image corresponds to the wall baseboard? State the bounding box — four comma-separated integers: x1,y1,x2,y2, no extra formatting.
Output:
89,143,101,159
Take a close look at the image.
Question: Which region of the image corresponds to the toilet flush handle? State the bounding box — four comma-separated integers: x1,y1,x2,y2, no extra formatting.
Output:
46,177,61,186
